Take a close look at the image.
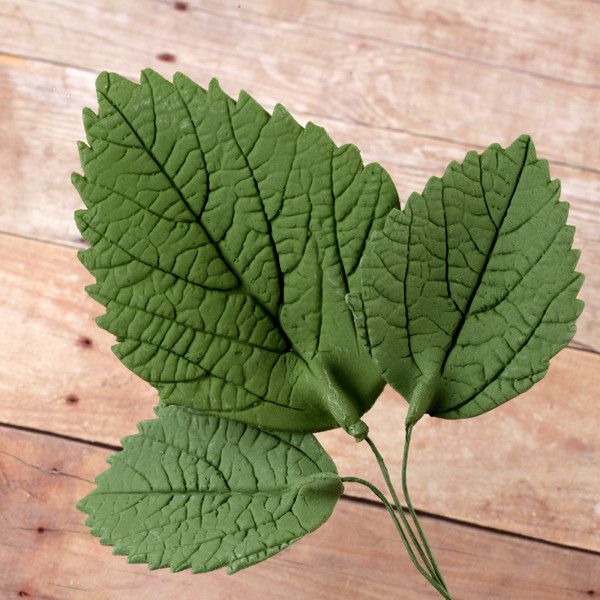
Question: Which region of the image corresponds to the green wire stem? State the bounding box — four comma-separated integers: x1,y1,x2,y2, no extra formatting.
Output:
362,436,452,599
364,436,435,575
341,476,451,599
403,424,448,591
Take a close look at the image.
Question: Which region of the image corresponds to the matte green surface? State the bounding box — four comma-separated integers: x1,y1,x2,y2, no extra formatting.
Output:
73,70,399,434
350,136,583,420
78,405,343,574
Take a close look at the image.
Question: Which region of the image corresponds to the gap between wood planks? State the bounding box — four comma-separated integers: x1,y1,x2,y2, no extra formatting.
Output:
2,420,599,599
2,226,597,357
2,48,599,349
1,417,599,564
2,226,599,551
2,45,598,349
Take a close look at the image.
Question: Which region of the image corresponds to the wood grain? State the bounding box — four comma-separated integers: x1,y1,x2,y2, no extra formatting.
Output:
1,0,599,594
2,0,600,168
1,56,599,351
214,0,600,89
2,425,599,600
1,232,599,552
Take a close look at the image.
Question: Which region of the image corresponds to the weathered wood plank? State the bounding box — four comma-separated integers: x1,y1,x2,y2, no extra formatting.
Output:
1,425,599,599
205,0,600,87
2,54,599,246
1,232,599,552
1,0,600,170
1,57,598,350
1,0,599,594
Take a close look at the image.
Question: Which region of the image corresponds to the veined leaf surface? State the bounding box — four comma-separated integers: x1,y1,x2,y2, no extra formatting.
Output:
78,405,343,574
350,136,583,420
73,70,398,434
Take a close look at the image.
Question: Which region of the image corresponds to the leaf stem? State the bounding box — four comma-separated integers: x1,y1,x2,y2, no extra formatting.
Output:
364,436,435,574
362,436,452,599
341,476,451,599
403,424,448,590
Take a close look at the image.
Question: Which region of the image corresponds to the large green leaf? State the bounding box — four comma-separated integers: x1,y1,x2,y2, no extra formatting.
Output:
349,136,583,422
73,70,398,435
78,405,343,574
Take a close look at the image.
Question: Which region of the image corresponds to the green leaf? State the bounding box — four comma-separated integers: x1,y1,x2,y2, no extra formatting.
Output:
78,405,343,574
350,135,583,421
73,70,398,435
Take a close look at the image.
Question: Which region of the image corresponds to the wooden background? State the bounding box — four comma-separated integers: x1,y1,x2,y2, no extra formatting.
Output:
1,1,599,598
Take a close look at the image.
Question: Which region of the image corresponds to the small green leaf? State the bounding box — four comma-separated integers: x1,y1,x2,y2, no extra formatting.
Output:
73,70,398,434
350,135,583,421
78,405,343,574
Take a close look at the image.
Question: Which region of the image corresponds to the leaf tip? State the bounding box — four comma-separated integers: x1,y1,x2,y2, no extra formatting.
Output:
208,77,222,93
95,70,110,92
75,496,89,514
141,68,168,88
536,158,551,180
75,247,88,267
169,560,190,573
518,133,536,160
140,67,157,80
571,247,582,269
82,107,98,133
305,120,324,135
338,141,360,157
71,171,84,190
272,102,287,117
76,139,91,162
236,87,251,103
85,281,102,298
172,70,187,84
73,208,87,231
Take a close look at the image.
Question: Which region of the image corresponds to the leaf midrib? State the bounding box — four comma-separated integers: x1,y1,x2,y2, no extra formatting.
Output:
439,138,530,376
97,86,297,356
90,486,308,497
435,270,580,416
